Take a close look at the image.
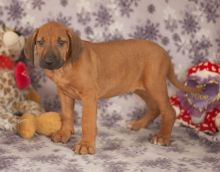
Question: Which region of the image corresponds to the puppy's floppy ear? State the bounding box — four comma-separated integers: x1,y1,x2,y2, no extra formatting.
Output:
24,29,39,65
66,29,83,62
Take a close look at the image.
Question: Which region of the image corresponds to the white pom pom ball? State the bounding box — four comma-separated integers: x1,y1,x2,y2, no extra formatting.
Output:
3,31,19,46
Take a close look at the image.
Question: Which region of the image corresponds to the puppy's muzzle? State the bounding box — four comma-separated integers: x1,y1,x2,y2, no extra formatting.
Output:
40,50,64,70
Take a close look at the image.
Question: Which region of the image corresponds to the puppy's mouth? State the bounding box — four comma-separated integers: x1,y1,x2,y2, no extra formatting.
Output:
40,57,65,70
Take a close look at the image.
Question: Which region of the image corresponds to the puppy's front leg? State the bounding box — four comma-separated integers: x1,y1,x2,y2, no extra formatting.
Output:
51,90,75,143
74,95,97,155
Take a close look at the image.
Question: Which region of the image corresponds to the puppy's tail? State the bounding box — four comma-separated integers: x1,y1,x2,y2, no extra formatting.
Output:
167,62,202,94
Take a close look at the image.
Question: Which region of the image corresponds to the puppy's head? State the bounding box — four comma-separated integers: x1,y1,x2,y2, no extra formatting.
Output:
24,22,82,70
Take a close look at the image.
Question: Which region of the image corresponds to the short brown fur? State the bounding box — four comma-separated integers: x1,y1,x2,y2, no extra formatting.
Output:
25,22,200,154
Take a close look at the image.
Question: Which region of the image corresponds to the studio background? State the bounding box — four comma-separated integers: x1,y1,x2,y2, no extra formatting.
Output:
1,0,219,112
0,1,220,171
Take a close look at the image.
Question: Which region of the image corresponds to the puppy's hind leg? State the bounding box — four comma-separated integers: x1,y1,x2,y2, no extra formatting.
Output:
148,83,176,146
128,90,160,130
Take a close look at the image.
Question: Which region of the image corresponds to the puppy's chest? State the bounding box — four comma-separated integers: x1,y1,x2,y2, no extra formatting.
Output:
51,74,80,99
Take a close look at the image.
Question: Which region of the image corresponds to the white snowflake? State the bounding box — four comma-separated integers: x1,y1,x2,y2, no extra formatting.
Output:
184,3,202,18
175,36,191,54
190,5,207,24
163,5,178,20
108,21,124,34
106,0,121,18
75,0,93,12
25,2,33,10
87,29,103,42
20,15,35,25
195,28,211,40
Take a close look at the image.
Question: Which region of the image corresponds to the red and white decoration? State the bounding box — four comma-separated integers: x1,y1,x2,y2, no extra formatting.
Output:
171,61,220,134
0,55,30,90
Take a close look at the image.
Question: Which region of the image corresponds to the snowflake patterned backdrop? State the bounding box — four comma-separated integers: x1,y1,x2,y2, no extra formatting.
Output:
0,0,220,172
0,0,219,111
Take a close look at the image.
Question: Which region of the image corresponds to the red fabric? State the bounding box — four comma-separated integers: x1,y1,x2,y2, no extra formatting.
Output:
187,61,220,76
200,109,219,133
0,55,15,70
171,96,219,134
171,60,220,134
15,62,31,90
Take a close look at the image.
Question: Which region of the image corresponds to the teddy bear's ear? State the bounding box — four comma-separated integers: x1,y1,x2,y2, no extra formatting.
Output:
24,29,39,65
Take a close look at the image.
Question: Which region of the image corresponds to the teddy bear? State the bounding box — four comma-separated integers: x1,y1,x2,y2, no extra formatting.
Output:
0,24,41,103
171,61,220,134
0,24,43,131
0,23,25,61
16,112,62,139
0,56,44,131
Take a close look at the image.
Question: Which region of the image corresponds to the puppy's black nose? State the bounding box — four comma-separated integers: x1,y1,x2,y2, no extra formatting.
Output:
44,57,54,65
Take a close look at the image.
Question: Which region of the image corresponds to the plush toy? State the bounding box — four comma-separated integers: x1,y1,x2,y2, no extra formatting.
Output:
0,55,14,69
16,112,61,139
0,23,40,103
15,61,31,89
0,24,25,61
0,24,43,131
171,61,220,134
15,61,41,103
0,66,44,131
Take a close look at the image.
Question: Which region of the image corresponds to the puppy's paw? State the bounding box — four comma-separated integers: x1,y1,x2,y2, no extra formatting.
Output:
127,119,146,130
73,140,96,155
51,129,72,143
151,134,170,146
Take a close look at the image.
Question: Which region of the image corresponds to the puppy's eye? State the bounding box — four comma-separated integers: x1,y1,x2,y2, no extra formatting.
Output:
57,39,66,47
36,40,44,46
